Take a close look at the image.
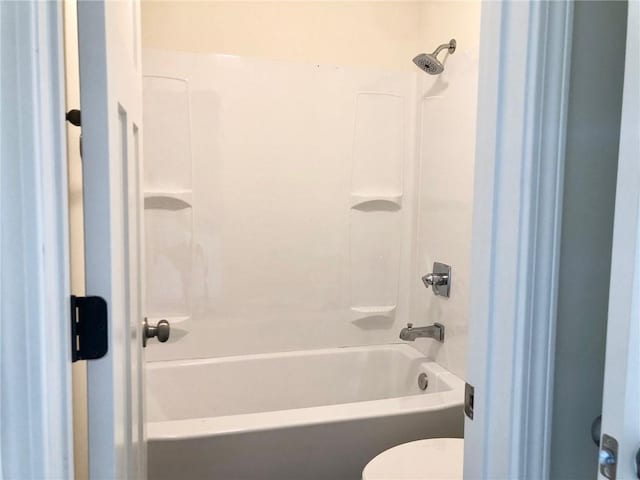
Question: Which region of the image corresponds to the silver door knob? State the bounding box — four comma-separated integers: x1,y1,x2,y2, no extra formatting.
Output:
142,318,170,347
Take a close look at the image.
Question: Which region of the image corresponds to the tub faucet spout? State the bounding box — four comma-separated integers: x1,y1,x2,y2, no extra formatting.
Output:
399,322,445,342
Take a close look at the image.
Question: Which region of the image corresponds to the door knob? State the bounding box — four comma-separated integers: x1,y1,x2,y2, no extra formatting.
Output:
142,318,170,347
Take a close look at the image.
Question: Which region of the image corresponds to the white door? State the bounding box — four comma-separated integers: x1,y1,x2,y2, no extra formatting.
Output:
599,2,640,479
77,1,146,478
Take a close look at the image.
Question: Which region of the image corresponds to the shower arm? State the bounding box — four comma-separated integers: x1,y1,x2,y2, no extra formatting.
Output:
431,40,457,58
431,43,451,57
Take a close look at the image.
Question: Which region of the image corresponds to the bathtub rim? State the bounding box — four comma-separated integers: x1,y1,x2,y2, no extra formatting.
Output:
146,343,434,370
146,344,464,441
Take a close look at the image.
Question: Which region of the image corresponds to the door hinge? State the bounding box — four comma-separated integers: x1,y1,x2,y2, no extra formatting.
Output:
70,295,108,362
464,382,475,420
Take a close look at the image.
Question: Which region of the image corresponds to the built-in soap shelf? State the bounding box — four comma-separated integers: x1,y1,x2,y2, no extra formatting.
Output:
350,305,396,316
144,190,193,210
350,193,403,210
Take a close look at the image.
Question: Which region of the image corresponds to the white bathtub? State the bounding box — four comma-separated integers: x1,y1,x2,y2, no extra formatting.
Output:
146,344,464,480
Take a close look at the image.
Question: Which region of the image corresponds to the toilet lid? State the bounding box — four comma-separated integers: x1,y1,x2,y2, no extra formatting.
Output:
362,438,464,480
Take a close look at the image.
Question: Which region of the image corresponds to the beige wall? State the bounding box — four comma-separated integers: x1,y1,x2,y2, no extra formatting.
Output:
142,1,425,71
63,0,88,478
419,1,481,48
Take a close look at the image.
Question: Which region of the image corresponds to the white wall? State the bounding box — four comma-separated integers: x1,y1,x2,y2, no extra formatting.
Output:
409,2,481,379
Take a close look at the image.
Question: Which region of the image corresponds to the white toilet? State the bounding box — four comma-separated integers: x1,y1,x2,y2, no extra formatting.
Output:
362,438,463,480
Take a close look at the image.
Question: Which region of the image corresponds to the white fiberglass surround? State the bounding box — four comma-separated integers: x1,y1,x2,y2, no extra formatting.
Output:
141,48,477,380
142,49,418,362
146,344,464,480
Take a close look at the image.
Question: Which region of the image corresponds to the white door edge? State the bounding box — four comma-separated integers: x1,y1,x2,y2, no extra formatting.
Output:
465,2,573,478
77,1,146,478
0,1,74,478
599,2,640,478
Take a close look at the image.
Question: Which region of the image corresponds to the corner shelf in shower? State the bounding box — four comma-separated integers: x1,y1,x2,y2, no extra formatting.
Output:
350,193,403,210
350,305,396,316
144,190,193,210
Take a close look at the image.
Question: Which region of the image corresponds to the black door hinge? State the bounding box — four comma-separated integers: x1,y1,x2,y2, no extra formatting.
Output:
70,295,108,362
465,382,475,420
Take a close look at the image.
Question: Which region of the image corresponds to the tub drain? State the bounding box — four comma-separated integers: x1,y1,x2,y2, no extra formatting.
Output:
418,373,429,391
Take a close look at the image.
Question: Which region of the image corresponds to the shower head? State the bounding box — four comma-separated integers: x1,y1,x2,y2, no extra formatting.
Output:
413,39,456,75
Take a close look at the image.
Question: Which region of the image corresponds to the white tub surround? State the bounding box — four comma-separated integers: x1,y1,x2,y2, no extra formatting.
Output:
142,49,420,362
147,345,464,480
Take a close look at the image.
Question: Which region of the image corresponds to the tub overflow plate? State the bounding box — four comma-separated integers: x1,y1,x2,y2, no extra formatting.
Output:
418,373,429,391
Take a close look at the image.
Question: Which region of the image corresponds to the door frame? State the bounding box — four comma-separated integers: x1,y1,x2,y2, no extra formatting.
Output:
0,1,74,478
464,1,574,478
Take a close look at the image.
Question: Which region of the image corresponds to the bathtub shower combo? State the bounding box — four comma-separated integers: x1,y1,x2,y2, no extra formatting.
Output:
142,41,470,479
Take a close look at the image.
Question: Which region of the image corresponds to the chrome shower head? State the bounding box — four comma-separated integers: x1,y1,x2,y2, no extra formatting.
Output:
413,39,456,75
413,53,445,75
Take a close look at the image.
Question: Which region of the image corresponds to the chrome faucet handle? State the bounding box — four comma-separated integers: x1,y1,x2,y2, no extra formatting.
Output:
422,262,452,297
422,273,448,287
407,323,413,329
